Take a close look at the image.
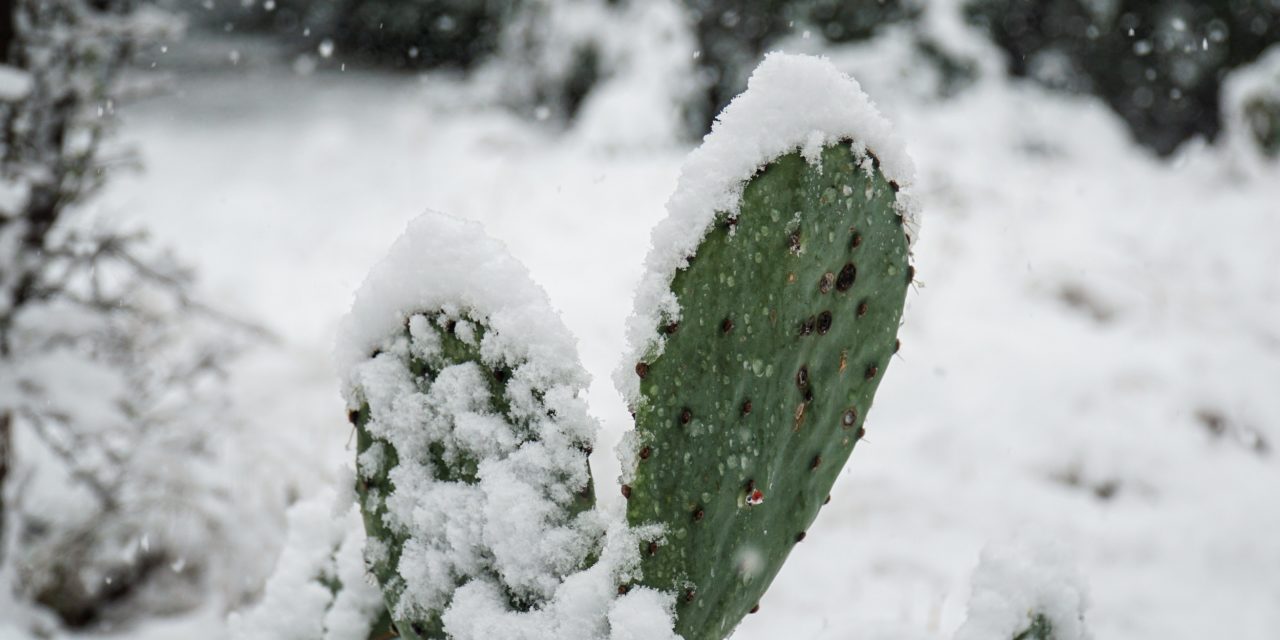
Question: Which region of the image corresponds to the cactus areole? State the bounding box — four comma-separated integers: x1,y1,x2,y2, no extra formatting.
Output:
616,53,917,640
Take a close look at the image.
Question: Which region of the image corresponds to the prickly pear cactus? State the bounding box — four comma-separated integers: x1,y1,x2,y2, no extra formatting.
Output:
340,214,604,640
621,141,912,640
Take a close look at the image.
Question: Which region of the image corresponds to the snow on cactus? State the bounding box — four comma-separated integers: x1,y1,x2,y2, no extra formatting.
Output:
953,534,1092,640
614,52,917,640
229,486,389,640
337,212,673,640
336,52,924,640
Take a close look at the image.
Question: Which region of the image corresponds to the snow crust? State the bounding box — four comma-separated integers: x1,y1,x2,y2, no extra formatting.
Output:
954,535,1091,640
338,211,675,639
614,52,917,406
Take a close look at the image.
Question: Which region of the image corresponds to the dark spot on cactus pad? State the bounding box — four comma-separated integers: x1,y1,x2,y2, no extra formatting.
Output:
665,321,680,335
749,604,760,614
741,399,752,416
618,584,631,595
796,366,809,388
850,231,863,249
817,310,832,335
865,364,878,380
412,623,427,636
842,407,858,427
622,484,632,499
890,181,901,193
680,407,693,425
724,216,739,231
855,426,867,440
693,508,705,522
857,301,869,318
639,446,652,460
836,263,856,291
347,410,359,425
648,541,659,556
721,317,734,334
635,362,649,379
795,531,807,542
444,320,456,334
493,367,509,383
906,265,916,285
578,443,593,456
819,272,834,293
824,494,832,505
800,315,816,336
787,230,801,253
810,455,822,470
684,588,697,603
895,338,901,353
370,349,383,358
803,387,814,403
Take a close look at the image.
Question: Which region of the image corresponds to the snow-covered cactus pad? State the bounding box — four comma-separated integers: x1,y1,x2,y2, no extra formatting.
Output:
616,53,917,640
953,536,1091,640
338,213,606,639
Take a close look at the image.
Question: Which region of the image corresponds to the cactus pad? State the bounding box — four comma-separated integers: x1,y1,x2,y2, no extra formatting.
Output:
623,142,912,640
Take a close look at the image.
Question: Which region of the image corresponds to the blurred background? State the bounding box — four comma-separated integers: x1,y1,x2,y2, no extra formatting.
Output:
0,0,1277,639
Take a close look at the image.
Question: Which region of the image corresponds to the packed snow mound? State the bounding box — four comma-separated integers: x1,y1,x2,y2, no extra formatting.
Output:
615,52,917,405
954,534,1091,640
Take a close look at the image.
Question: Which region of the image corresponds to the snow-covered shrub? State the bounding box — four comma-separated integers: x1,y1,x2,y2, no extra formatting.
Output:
965,0,1280,156
483,0,698,141
0,0,272,630
682,0,919,133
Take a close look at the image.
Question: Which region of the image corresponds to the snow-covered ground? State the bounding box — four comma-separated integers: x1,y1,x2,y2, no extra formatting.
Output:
84,31,1280,640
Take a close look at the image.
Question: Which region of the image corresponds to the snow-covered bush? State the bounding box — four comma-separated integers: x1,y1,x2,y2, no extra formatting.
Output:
682,0,919,133
0,0,274,631
965,0,1280,156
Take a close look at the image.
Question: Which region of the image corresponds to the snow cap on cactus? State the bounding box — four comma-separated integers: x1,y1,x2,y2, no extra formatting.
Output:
615,51,918,405
336,210,589,407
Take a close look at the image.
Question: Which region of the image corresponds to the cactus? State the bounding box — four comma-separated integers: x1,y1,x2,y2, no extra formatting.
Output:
332,53,966,640
610,53,916,639
340,214,605,639
619,134,912,640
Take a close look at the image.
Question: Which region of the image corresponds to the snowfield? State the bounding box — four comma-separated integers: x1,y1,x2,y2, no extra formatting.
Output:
83,32,1280,640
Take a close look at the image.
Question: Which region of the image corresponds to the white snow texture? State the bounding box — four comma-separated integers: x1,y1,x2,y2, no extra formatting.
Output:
954,534,1091,640
614,51,918,407
229,488,385,640
337,211,676,639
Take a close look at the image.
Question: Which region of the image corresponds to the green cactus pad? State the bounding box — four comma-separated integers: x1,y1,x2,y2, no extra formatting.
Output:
1013,614,1056,640
624,142,911,640
349,312,596,640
